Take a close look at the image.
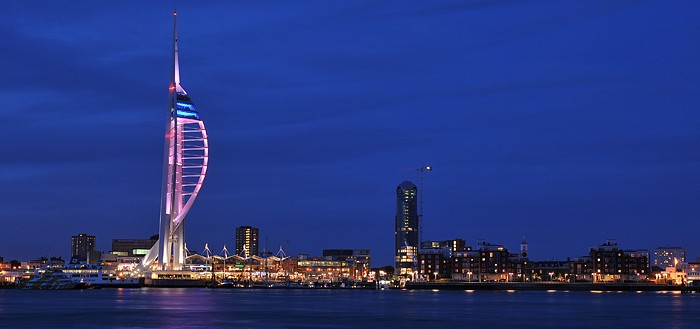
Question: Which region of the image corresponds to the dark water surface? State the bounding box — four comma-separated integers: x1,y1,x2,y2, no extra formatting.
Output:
1,288,699,328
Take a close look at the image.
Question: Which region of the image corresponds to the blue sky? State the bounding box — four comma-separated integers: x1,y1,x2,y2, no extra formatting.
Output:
1,1,699,266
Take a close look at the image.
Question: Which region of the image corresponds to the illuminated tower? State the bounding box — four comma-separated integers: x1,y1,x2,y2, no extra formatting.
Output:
141,11,209,271
395,181,418,278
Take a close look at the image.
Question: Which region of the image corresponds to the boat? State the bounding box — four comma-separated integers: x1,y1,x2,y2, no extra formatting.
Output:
63,263,142,288
17,269,87,290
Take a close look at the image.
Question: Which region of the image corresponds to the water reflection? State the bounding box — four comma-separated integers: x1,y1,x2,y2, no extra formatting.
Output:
2,289,700,328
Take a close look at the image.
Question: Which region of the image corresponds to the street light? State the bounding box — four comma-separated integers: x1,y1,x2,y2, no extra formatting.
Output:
467,271,472,282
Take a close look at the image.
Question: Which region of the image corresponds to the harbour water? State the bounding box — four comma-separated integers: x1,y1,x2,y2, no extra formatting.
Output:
1,288,699,328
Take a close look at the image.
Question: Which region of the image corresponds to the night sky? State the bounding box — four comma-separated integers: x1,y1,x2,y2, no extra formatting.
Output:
2,1,699,266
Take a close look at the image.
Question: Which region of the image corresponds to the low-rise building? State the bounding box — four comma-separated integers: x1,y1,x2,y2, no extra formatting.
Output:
683,262,700,286
589,240,649,282
322,249,371,280
418,247,451,281
529,260,571,282
450,240,528,282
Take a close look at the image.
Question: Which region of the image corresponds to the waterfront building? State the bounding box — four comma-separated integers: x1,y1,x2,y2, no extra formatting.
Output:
653,247,686,268
111,236,159,258
235,226,259,257
297,256,355,282
475,241,511,281
322,249,371,279
421,239,467,252
185,253,245,278
682,262,700,286
71,233,95,261
589,240,649,282
450,240,527,282
529,260,571,282
651,265,687,285
395,181,419,278
140,11,209,271
571,256,593,282
418,248,451,281
419,240,464,280
182,248,298,283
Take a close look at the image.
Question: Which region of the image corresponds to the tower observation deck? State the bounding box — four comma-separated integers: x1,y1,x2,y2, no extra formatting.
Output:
140,11,209,271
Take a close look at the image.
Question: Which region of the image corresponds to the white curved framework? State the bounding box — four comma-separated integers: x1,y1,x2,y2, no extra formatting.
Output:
141,11,208,271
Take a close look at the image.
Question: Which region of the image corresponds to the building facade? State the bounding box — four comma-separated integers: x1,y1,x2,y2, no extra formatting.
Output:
450,240,528,282
421,239,467,253
589,240,649,282
653,247,686,268
322,249,371,277
112,236,159,257
418,248,452,280
71,233,96,261
235,226,259,257
395,181,419,278
419,239,467,280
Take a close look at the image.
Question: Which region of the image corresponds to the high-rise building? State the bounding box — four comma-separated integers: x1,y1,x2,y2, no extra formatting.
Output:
236,226,259,257
139,11,209,271
654,247,686,268
71,233,96,261
395,181,418,277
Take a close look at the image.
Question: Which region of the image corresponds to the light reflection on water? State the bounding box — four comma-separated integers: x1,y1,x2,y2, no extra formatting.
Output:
1,289,699,328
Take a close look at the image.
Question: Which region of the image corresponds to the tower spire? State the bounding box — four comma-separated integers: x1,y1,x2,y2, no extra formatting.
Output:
140,8,209,272
172,9,186,95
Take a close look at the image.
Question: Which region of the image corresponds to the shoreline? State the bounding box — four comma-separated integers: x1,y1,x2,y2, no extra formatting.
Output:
404,282,700,292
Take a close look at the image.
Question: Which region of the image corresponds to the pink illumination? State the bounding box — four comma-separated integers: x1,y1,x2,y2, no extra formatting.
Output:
140,10,208,271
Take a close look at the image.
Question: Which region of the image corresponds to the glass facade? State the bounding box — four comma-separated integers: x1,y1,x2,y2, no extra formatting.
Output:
395,181,418,277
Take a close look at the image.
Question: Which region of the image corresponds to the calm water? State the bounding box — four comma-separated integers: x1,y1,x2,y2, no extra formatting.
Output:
1,288,699,328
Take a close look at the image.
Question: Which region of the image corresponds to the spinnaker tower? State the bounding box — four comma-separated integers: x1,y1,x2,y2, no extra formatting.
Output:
141,11,209,271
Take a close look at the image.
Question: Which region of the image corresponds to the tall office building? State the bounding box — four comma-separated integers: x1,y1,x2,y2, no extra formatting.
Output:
654,247,686,268
139,11,209,271
71,233,96,261
395,181,418,277
236,226,259,258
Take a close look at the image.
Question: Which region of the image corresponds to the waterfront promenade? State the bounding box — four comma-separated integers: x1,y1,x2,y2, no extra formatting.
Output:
405,281,700,292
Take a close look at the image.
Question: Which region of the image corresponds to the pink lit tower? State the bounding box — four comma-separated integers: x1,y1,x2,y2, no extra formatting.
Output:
141,11,209,271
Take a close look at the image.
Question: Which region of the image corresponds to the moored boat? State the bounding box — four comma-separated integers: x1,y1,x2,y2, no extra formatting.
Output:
63,263,142,288
17,269,87,290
